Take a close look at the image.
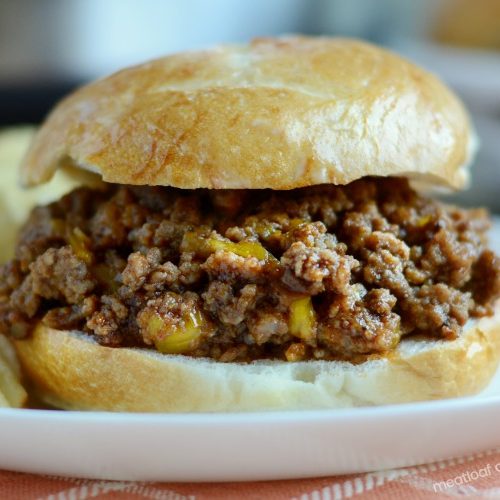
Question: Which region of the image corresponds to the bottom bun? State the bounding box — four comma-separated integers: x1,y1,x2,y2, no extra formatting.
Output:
14,306,500,412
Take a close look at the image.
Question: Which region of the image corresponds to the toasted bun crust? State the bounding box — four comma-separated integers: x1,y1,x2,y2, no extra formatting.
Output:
20,37,474,191
13,306,500,412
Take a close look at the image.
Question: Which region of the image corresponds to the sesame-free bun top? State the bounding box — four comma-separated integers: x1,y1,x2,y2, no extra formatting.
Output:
21,36,475,191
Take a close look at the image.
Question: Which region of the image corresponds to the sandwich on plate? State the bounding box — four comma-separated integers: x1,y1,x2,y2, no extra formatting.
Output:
1,37,499,412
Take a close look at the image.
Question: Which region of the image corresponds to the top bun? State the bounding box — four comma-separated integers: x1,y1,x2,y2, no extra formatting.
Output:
21,37,474,191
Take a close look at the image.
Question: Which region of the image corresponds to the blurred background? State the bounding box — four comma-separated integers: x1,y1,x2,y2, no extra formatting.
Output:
0,0,499,210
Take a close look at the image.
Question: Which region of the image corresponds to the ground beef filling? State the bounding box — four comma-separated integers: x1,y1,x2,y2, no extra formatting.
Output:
1,178,499,362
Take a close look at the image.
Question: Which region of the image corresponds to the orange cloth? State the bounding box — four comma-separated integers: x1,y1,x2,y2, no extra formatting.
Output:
1,449,499,499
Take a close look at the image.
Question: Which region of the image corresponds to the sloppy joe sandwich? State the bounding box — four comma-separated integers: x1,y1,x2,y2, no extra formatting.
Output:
1,37,499,412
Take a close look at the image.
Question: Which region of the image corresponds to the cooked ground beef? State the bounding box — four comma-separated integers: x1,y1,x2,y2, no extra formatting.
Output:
1,177,499,362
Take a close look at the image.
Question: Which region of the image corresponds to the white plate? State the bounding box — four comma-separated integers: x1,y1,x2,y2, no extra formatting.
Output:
0,386,499,482
0,218,499,482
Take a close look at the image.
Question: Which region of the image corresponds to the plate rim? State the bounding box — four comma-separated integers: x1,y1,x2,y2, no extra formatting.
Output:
1,393,499,424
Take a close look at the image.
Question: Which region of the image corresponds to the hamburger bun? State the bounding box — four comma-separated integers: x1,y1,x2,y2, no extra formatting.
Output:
13,303,500,412
7,36,499,413
20,37,474,191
